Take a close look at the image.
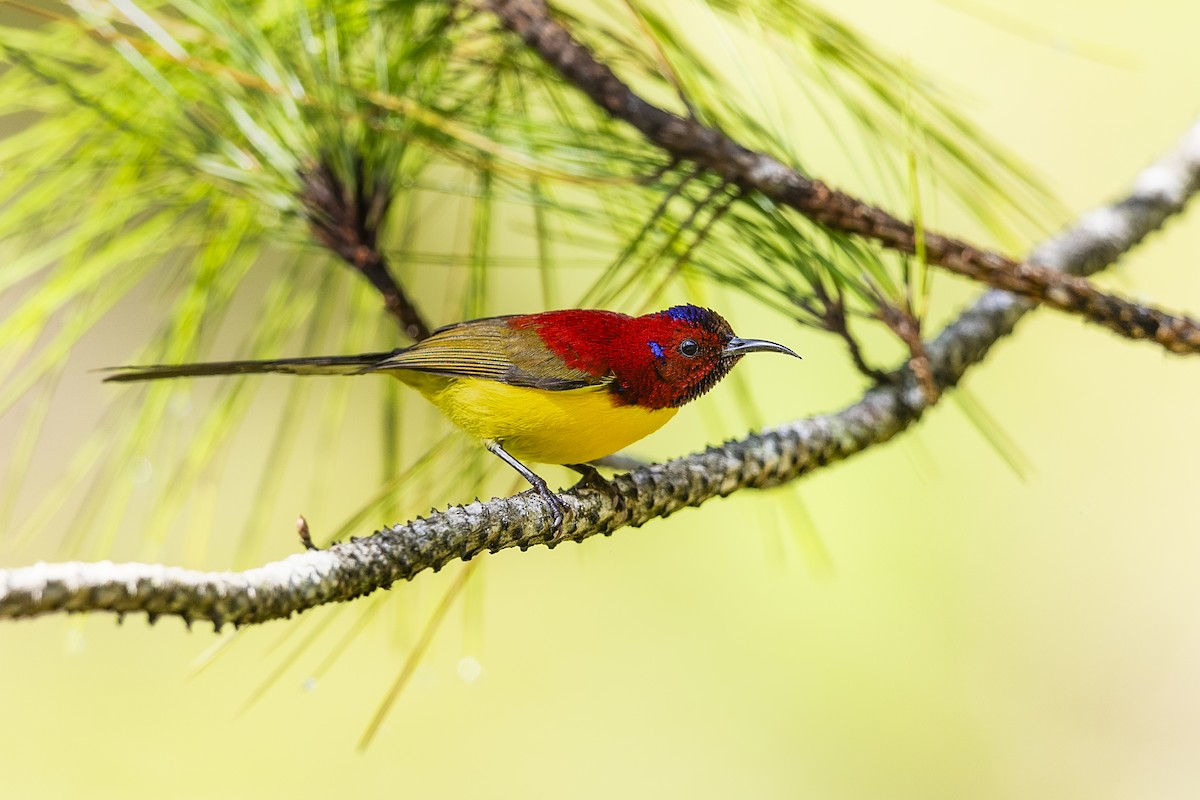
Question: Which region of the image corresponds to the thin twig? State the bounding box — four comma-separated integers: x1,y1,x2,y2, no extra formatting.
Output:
879,305,939,403
296,516,318,551
817,285,890,384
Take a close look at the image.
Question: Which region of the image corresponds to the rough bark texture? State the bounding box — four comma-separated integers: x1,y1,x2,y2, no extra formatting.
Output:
3,118,1199,627
483,0,1200,355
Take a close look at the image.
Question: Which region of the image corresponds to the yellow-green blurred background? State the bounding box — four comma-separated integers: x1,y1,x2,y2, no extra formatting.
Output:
4,0,1200,798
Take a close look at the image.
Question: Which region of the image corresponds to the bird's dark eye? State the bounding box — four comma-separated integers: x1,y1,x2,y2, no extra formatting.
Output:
678,339,700,358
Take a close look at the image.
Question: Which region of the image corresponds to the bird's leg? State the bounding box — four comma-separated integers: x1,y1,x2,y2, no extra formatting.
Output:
485,441,566,544
565,463,627,516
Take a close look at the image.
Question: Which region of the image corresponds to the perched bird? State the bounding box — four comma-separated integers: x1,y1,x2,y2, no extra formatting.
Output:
106,304,800,530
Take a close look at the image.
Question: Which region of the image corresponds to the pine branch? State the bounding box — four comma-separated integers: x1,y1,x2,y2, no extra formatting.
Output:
482,0,1200,356
300,157,432,341
3,117,1198,627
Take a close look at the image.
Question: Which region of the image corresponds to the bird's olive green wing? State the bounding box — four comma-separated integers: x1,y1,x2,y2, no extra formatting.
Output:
371,317,608,391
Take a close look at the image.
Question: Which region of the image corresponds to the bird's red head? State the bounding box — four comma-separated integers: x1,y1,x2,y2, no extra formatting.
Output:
608,305,741,408
515,304,800,410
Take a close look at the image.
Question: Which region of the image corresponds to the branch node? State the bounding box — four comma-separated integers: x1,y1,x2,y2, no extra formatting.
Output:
297,515,318,551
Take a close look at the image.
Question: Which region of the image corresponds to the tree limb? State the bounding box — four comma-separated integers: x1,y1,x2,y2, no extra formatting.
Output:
3,117,1199,627
482,0,1200,356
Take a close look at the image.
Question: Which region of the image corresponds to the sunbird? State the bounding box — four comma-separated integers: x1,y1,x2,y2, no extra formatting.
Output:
106,304,800,529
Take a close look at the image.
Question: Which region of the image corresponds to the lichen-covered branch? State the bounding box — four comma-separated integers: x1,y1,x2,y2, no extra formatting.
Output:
482,0,1200,356
3,117,1198,627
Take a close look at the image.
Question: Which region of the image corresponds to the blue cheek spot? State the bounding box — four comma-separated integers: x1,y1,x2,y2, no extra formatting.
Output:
648,341,665,361
664,304,706,324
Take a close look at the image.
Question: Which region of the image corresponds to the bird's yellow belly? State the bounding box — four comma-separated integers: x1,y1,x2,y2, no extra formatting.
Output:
395,373,677,464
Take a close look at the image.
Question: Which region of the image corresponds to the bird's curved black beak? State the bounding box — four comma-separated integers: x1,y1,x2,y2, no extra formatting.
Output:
723,337,801,360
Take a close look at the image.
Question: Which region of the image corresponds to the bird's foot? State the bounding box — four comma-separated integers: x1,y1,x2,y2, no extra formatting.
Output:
566,463,627,516
528,479,567,549
566,463,607,491
485,440,568,548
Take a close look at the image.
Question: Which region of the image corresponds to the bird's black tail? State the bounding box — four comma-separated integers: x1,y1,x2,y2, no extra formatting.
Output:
102,351,399,383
